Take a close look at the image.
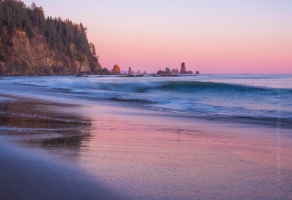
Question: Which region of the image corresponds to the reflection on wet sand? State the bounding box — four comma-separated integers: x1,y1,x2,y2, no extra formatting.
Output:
0,98,130,199
1,98,292,199
75,117,292,200
0,100,92,160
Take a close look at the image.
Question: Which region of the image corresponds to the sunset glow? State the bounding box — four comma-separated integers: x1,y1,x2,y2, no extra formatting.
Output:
22,0,292,73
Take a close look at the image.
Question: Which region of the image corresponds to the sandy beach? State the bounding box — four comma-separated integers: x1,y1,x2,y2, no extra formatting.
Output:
0,93,292,200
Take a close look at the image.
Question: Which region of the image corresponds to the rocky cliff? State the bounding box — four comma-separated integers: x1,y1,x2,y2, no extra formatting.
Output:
0,0,102,76
0,31,99,76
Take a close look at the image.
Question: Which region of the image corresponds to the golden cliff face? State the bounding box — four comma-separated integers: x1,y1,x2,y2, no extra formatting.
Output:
0,31,96,76
111,64,121,74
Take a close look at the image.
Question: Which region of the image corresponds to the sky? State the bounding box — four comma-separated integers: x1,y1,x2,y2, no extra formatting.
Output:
22,0,292,74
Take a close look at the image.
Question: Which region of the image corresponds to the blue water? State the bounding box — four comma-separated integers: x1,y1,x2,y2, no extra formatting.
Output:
0,74,291,120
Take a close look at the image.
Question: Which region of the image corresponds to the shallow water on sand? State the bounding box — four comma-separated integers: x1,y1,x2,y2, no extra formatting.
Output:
1,98,292,199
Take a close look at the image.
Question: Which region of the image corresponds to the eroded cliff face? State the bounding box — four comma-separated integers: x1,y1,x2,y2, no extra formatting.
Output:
0,31,100,76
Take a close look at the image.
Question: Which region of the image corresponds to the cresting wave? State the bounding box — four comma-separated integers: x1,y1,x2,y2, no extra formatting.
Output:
12,78,292,95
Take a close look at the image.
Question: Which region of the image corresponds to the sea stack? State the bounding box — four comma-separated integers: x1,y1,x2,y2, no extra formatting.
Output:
171,69,179,75
180,62,193,74
165,68,171,75
128,67,134,75
180,62,187,73
111,64,121,74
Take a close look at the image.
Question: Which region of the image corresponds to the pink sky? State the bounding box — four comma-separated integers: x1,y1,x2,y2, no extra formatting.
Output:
23,0,292,73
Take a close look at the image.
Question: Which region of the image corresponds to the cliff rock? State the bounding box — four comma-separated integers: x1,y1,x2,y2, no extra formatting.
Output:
111,64,121,74
0,1,101,76
0,31,101,76
100,68,111,75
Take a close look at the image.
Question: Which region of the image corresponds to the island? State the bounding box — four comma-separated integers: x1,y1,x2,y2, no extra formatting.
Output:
156,62,195,76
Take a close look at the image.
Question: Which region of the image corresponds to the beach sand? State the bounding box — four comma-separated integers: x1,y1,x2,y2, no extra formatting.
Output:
1,95,292,199
0,98,126,200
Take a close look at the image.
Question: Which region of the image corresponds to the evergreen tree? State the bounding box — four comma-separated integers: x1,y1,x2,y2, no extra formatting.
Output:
90,43,96,57
0,2,3,32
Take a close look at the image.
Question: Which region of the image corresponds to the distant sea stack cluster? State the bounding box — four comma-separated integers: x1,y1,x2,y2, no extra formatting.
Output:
157,62,199,76
100,65,143,76
97,62,200,77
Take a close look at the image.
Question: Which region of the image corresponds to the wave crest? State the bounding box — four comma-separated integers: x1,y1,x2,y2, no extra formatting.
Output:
93,81,290,94
13,78,292,95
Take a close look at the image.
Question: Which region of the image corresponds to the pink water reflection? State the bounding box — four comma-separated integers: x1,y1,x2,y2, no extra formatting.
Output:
70,105,292,199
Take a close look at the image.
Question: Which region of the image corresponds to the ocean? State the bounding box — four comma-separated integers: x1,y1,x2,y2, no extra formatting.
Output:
0,74,291,121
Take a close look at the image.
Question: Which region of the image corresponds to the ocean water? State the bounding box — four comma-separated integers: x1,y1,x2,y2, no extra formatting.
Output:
0,74,291,120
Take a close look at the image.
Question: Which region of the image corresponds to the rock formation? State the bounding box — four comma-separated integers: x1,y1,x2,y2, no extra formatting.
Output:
111,64,121,74
128,67,134,75
165,68,171,75
180,62,187,73
171,69,179,75
179,63,193,74
196,71,200,74
0,30,101,76
97,68,110,75
157,70,167,76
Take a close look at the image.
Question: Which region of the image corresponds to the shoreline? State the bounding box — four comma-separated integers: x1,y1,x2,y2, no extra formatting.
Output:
1,92,291,130
1,94,292,199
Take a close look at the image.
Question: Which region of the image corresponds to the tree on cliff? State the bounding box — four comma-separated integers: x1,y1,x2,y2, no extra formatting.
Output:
29,3,46,33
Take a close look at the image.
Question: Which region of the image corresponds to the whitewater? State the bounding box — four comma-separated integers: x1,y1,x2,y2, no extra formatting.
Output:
0,74,291,121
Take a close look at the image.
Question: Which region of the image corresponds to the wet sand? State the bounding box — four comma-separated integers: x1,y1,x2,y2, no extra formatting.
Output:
0,98,126,200
1,95,292,199
0,140,125,200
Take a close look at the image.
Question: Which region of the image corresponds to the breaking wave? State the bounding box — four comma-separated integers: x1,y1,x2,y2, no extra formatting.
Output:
13,78,292,95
